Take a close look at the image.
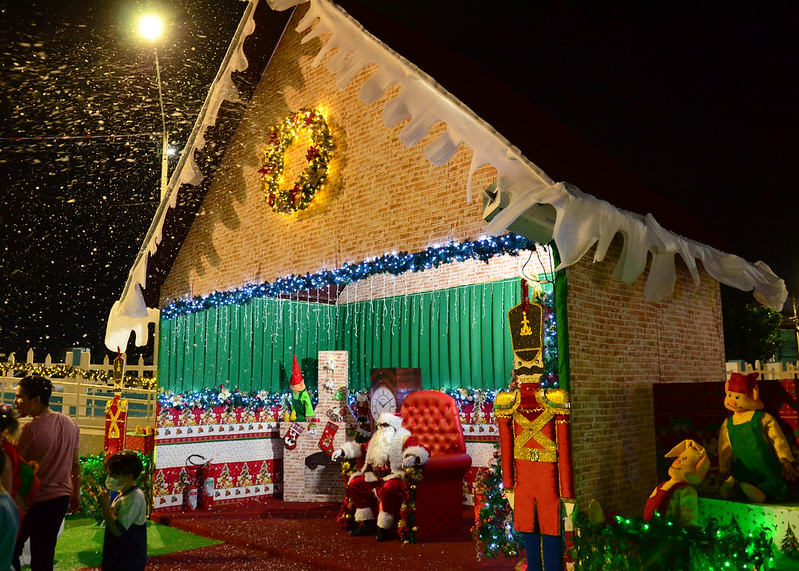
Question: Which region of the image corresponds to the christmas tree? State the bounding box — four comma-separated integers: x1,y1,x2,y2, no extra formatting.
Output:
217,464,233,488
471,447,523,559
153,470,168,495
237,463,253,486
782,525,799,558
256,461,272,485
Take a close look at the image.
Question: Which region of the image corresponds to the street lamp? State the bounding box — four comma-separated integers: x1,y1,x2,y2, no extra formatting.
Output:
138,14,169,201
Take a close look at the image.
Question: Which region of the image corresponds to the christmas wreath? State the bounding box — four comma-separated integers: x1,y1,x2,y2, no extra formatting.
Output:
259,108,334,214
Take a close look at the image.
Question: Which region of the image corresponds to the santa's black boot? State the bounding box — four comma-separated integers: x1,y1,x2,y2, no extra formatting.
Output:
376,526,396,542
350,520,377,537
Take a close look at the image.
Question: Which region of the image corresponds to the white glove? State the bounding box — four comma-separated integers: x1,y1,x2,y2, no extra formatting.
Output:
331,449,345,462
402,455,419,468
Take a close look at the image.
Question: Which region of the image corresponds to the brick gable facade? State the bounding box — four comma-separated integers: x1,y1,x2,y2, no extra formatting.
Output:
160,6,725,515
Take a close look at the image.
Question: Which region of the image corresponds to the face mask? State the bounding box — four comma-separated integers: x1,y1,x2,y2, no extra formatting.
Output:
106,476,122,490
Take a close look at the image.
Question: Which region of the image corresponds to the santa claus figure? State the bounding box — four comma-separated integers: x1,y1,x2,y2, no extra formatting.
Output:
332,412,429,541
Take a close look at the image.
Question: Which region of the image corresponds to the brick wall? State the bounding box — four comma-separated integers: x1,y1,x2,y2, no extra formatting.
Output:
159,6,728,516
566,234,725,514
283,351,355,502
337,250,553,303
161,5,497,304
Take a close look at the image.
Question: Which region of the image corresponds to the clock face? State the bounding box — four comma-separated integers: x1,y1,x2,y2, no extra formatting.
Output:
371,386,396,421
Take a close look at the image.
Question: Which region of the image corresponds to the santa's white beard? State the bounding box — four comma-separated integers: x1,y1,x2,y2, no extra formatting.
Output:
368,426,395,467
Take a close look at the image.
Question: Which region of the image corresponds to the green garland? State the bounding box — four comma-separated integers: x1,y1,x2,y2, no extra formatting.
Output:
336,459,358,531
0,362,157,390
259,108,334,214
398,466,423,544
570,510,776,570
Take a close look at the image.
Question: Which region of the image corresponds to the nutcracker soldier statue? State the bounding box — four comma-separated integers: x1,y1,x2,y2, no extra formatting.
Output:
496,284,573,571
104,348,129,456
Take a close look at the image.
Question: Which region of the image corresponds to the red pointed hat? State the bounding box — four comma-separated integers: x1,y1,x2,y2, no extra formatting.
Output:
290,355,304,387
728,371,759,394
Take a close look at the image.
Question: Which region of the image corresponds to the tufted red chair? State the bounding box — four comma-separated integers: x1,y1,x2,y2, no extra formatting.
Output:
401,390,472,540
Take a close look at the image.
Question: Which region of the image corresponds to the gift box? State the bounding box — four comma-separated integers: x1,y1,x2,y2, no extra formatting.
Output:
126,432,155,454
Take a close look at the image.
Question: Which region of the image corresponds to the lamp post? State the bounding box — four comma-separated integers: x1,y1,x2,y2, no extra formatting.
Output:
138,14,169,201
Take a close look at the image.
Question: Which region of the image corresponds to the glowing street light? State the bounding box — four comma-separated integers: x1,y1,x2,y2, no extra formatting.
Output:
137,13,169,201
138,15,164,41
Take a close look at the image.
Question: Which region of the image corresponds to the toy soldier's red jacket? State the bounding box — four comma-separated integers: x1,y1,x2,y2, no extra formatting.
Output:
496,382,573,536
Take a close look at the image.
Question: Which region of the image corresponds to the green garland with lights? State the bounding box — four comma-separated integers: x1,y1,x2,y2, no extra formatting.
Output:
0,362,157,390
570,510,776,570
161,234,536,319
336,458,358,531
397,466,423,544
259,107,334,214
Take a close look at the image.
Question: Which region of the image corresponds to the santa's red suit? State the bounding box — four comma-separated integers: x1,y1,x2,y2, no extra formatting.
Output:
335,413,429,533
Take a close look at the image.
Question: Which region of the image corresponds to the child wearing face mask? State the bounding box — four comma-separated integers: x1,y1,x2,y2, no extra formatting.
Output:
98,450,147,571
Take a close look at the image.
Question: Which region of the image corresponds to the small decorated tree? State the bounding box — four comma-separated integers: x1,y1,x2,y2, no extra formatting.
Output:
471,447,524,559
782,525,799,558
256,461,272,485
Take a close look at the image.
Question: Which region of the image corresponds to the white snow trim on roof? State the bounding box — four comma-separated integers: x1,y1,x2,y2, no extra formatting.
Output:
272,0,787,310
486,182,786,308
104,0,261,351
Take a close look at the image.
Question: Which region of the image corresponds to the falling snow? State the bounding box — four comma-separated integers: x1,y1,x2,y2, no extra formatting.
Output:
0,0,246,360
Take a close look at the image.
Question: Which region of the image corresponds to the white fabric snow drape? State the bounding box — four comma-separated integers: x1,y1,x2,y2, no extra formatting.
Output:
106,0,787,351
277,0,787,310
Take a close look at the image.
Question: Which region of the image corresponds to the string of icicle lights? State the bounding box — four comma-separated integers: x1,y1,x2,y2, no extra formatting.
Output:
162,234,536,319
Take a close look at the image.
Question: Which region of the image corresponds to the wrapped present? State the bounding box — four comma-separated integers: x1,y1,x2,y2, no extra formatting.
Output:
126,430,155,454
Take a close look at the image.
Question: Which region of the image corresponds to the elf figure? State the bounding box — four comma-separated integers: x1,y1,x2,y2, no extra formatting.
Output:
589,439,710,529
289,355,314,422
718,371,798,502
496,294,573,571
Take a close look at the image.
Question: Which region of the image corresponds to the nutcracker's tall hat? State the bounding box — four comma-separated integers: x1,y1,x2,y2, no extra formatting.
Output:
507,300,544,381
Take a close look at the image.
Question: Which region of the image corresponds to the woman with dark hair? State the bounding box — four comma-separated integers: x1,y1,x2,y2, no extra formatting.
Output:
11,375,80,571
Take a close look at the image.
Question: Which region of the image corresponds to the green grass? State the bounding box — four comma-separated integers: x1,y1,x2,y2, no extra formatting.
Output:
41,515,222,570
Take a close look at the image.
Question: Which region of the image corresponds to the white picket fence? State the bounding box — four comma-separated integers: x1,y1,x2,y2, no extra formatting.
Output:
725,360,799,380
0,349,158,436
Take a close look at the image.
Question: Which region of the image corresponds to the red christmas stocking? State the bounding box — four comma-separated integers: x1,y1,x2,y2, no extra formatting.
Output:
283,422,304,450
318,421,338,455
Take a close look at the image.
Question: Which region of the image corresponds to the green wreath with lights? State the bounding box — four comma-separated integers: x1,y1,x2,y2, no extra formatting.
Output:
259,108,334,214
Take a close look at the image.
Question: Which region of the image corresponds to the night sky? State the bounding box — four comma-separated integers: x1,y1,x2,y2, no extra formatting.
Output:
2,1,798,361
0,0,245,360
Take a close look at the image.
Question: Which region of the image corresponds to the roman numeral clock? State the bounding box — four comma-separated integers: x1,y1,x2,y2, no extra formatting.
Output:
369,368,422,429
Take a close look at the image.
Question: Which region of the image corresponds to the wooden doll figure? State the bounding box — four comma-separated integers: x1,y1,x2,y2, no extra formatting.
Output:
497,299,573,571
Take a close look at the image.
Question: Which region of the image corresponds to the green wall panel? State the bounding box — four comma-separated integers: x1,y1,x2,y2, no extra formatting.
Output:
160,277,550,393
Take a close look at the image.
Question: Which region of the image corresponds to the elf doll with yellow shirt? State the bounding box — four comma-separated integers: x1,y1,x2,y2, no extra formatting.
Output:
718,371,799,502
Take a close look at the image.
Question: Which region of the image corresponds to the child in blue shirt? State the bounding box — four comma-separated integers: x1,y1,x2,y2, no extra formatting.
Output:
98,451,147,571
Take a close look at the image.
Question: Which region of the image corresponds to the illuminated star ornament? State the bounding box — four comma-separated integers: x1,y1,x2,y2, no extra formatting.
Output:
260,108,334,214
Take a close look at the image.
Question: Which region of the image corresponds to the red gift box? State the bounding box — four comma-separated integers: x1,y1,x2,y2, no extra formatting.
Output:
126,432,155,454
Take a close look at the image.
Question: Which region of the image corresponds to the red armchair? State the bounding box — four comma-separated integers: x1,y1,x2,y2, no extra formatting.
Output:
401,390,472,540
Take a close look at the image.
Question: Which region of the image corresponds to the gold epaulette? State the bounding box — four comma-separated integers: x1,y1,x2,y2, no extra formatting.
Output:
535,388,570,413
494,389,521,417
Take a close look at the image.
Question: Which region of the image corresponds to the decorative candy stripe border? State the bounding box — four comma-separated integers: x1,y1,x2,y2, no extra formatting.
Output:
156,422,280,444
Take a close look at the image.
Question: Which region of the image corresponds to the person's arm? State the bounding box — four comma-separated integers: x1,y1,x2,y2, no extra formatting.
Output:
98,490,123,537
69,448,81,513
